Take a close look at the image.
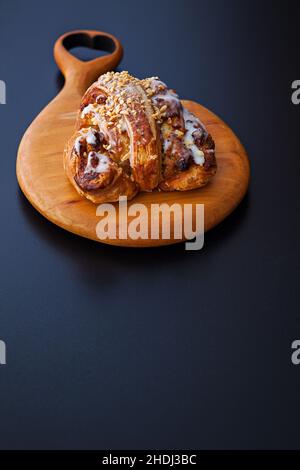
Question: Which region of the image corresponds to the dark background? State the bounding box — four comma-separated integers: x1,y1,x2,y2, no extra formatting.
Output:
0,0,299,450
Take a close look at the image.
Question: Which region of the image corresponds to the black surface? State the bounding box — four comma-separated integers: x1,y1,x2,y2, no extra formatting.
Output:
0,0,299,450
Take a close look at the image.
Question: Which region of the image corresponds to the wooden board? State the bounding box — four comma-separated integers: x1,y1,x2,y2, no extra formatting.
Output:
17,30,250,247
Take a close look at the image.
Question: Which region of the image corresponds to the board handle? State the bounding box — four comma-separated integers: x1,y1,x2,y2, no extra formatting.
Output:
54,30,123,94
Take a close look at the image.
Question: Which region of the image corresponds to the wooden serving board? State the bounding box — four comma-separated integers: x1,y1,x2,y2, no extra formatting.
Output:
17,30,250,247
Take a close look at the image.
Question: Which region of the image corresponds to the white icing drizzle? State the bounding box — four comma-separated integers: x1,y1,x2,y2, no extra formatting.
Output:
120,118,127,132
81,104,97,117
150,78,167,90
163,139,171,153
74,128,97,154
153,92,179,106
84,152,110,174
74,136,82,154
86,128,97,145
160,123,172,154
183,109,205,166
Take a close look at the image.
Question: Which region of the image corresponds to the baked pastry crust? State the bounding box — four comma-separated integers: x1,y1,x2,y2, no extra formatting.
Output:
64,71,216,203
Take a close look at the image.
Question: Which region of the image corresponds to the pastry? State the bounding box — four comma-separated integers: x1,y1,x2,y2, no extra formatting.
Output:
64,71,217,203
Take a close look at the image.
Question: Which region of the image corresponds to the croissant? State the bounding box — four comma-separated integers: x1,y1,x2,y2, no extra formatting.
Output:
64,71,217,203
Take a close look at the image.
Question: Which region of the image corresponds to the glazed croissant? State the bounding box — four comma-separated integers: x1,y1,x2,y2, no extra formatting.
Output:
64,71,217,203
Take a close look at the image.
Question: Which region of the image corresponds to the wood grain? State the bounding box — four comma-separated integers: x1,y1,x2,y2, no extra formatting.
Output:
16,30,250,247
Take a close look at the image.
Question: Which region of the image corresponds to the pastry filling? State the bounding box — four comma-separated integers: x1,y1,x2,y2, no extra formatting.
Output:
84,152,110,174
